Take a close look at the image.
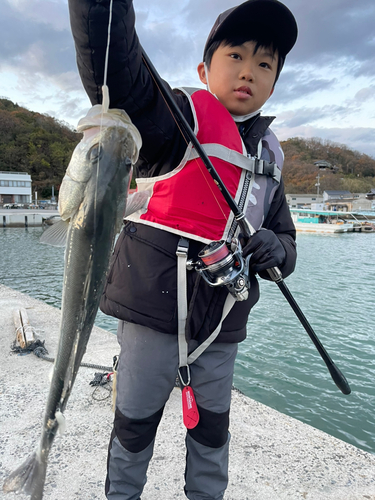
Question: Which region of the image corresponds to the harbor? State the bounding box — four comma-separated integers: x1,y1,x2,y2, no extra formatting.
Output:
1,284,375,500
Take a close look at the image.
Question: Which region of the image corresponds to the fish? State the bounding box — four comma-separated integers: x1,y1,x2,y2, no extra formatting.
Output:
3,104,141,499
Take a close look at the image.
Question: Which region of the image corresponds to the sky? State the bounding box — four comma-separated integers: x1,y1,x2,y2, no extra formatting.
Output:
1,0,375,159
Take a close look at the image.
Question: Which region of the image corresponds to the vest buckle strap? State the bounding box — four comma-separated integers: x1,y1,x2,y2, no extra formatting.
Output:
254,159,281,182
176,237,189,257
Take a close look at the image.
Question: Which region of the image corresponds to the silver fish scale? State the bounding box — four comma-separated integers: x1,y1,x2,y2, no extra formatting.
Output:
59,131,107,221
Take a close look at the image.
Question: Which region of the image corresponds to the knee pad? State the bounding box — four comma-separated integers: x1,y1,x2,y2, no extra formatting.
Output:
187,405,229,448
113,406,164,453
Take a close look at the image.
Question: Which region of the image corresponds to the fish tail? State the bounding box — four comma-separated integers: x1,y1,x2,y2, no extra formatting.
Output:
3,451,47,500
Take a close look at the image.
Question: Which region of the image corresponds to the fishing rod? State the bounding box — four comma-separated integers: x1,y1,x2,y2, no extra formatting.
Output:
141,51,351,396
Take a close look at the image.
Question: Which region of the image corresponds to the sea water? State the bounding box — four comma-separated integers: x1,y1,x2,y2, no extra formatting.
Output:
1,227,374,454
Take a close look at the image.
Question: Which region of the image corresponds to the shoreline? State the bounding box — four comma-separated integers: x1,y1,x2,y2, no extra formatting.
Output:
1,283,375,499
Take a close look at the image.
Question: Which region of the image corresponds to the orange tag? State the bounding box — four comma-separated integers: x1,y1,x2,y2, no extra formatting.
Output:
182,386,200,429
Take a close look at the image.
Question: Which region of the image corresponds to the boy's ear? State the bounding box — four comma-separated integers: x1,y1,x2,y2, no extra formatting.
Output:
269,87,275,98
197,62,207,85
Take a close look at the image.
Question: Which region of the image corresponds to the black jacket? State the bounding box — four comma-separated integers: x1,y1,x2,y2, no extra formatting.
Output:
68,0,297,343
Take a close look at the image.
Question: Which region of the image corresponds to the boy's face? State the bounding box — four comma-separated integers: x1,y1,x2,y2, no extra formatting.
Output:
198,41,278,116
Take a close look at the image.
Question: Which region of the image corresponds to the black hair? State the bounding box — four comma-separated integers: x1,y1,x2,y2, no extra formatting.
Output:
203,37,285,86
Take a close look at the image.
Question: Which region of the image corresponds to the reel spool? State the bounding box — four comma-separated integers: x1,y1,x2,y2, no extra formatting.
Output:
190,238,250,301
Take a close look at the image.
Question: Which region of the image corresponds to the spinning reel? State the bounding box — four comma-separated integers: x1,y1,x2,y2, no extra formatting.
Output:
187,238,250,301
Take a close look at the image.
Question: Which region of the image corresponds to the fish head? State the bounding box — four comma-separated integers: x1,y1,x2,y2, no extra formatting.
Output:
85,125,136,202
59,106,141,222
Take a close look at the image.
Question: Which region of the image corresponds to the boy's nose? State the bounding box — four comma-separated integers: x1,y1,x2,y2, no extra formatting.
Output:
240,66,254,81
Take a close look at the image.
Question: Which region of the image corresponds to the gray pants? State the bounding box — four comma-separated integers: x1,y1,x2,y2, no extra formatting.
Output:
106,321,238,500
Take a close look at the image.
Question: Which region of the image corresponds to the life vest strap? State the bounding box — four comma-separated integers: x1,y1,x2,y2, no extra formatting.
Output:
188,143,281,183
176,237,236,376
176,237,190,375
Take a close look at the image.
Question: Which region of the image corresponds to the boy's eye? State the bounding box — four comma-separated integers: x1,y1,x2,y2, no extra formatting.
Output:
230,53,241,60
260,62,271,69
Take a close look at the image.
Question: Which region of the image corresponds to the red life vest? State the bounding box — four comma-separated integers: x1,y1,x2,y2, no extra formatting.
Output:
126,89,280,244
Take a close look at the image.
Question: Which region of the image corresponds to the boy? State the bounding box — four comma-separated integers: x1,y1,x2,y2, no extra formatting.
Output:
68,0,298,498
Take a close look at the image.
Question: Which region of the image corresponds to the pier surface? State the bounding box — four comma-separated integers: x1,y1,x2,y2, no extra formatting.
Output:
1,283,375,500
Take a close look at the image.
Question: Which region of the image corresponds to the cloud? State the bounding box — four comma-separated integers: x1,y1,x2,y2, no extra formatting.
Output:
6,0,70,30
286,0,375,71
354,86,375,102
0,0,75,75
271,68,337,104
273,104,354,128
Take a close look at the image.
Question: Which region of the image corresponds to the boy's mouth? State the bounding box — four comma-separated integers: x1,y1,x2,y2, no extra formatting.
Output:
234,86,252,97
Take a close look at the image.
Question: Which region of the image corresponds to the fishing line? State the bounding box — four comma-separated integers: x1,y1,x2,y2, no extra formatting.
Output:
93,0,114,234
101,0,113,114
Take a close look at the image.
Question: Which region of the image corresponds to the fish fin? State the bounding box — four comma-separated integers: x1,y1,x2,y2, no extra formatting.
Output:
40,220,70,247
124,190,150,217
2,451,47,498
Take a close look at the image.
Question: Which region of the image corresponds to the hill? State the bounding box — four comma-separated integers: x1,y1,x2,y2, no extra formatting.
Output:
281,137,375,194
1,98,374,198
0,98,80,198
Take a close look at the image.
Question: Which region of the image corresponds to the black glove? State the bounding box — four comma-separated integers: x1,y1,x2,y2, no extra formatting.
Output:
242,229,286,273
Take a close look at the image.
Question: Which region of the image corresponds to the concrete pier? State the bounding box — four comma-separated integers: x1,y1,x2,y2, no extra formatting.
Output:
0,209,58,227
1,284,375,500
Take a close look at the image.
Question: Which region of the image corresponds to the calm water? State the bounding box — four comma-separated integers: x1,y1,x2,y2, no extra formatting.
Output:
1,227,374,454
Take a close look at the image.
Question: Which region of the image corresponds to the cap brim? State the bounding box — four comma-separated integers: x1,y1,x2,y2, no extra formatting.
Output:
205,0,297,59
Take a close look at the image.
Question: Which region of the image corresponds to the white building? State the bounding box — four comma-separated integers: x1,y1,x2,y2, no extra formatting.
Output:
286,190,374,212
285,193,323,209
0,171,32,205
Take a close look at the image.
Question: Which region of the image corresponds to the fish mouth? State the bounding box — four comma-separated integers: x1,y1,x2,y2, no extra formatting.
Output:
235,86,252,96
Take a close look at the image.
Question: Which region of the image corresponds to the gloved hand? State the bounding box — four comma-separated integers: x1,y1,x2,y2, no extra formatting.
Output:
242,229,286,273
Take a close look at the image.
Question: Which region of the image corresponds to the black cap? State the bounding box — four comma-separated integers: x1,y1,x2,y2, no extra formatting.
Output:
203,0,298,60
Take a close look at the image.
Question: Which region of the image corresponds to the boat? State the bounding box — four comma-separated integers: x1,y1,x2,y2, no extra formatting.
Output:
339,212,375,233
290,209,354,233
350,223,375,233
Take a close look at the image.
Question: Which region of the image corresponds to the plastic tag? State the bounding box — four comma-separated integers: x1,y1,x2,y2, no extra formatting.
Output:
182,386,200,429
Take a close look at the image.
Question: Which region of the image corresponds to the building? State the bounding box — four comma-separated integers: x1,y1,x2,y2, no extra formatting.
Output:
352,193,375,212
322,190,353,211
0,171,32,205
286,191,375,212
285,193,323,209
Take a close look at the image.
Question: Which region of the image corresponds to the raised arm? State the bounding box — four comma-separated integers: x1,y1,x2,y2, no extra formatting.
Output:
68,0,193,175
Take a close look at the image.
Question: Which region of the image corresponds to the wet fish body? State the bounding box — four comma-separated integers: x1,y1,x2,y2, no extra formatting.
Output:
3,107,141,499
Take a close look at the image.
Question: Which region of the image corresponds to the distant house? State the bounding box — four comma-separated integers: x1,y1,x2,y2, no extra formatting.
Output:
323,191,353,211
0,171,32,205
286,190,374,213
285,193,323,209
352,193,374,212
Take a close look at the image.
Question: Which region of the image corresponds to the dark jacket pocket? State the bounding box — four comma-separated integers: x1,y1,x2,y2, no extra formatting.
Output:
100,222,180,333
